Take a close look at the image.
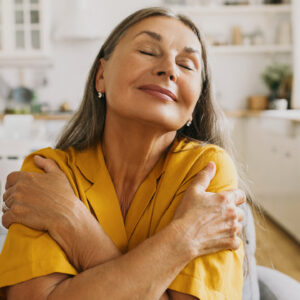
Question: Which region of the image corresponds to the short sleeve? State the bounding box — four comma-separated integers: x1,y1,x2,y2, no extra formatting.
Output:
175,147,238,196
168,146,244,299
0,149,78,298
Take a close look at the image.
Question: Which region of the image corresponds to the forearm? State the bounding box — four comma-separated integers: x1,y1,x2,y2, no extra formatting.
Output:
51,201,122,271
48,221,193,300
51,203,170,299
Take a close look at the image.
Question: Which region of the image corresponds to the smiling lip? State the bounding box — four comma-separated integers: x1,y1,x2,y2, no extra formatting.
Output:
139,85,177,102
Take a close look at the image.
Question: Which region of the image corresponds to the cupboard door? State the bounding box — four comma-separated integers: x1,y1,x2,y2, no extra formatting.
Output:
0,0,50,65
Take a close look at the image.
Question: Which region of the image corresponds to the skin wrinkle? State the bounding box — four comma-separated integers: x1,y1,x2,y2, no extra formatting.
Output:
134,30,201,57
96,17,202,216
3,12,245,300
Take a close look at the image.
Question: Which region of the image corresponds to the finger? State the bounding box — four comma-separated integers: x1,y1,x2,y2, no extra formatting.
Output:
211,234,241,251
2,186,15,203
219,189,246,206
236,207,245,223
4,195,14,210
2,211,14,229
200,235,240,254
34,155,61,174
5,172,24,190
191,161,216,192
233,189,247,206
2,201,10,214
218,218,243,236
223,236,241,251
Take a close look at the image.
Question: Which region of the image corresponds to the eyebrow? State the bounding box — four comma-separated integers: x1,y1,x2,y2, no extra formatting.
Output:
133,30,201,55
134,30,162,41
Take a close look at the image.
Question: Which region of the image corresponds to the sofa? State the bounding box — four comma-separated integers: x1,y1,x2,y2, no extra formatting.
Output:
242,204,300,299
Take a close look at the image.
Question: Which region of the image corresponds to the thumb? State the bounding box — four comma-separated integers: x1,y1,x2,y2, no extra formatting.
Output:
33,155,61,174
191,161,216,192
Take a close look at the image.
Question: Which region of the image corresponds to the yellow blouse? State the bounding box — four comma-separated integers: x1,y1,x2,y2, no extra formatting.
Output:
0,136,244,299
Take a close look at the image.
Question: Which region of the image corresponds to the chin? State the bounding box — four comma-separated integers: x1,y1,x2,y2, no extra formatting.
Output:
141,116,182,132
110,102,184,130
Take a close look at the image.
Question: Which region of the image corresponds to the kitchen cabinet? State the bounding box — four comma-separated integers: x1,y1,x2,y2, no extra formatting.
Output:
291,0,300,108
163,2,292,55
231,115,300,242
0,114,67,165
0,0,51,67
162,1,294,111
0,115,67,242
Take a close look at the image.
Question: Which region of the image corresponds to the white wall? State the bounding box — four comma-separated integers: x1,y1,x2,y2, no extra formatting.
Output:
0,0,292,111
0,0,161,110
291,0,300,108
211,55,290,110
43,0,162,110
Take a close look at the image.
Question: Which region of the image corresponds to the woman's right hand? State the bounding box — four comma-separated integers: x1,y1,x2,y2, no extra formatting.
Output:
172,161,246,258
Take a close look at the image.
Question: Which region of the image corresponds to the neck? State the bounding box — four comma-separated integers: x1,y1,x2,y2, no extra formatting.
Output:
101,113,176,212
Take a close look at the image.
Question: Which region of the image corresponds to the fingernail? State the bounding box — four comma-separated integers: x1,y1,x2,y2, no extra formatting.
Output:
34,155,44,161
207,161,214,169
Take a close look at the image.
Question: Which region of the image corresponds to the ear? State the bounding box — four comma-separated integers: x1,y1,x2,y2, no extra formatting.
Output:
95,58,106,93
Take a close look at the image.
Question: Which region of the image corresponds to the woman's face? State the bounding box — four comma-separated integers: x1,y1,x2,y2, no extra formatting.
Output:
96,16,203,131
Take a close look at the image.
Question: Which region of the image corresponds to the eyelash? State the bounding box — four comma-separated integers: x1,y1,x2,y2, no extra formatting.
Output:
139,50,194,71
139,50,155,56
180,65,193,71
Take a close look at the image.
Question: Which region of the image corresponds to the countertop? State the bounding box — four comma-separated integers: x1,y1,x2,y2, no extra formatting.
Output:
0,113,73,121
1,110,300,123
225,109,300,123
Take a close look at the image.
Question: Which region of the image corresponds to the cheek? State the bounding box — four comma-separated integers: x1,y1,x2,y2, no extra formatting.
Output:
109,55,148,93
105,56,150,111
180,77,201,111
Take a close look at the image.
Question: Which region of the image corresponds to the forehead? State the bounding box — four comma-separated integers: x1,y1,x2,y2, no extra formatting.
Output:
122,16,201,49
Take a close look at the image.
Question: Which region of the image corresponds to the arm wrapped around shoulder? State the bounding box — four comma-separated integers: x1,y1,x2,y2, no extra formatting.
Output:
167,146,244,300
0,148,79,297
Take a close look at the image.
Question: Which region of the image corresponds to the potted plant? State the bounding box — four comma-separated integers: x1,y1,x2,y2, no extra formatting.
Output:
261,63,292,108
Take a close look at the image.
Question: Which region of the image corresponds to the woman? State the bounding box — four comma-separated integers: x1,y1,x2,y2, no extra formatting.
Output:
0,7,246,300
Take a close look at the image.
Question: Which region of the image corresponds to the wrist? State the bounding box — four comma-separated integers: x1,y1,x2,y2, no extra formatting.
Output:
49,196,82,241
49,198,90,270
51,199,122,271
167,220,196,262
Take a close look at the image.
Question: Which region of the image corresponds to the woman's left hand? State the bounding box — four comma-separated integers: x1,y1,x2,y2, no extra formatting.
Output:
2,155,83,233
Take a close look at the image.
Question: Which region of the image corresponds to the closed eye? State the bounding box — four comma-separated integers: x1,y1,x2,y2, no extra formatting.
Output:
139,50,194,70
139,50,155,56
179,65,193,71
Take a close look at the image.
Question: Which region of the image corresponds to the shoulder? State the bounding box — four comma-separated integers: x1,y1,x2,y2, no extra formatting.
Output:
21,146,77,173
174,136,228,156
20,145,99,191
172,137,238,193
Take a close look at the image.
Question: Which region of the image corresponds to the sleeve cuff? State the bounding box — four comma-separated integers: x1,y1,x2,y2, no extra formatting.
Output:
0,259,77,298
168,272,226,300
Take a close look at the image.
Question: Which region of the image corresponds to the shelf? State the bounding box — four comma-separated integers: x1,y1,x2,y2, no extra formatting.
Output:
0,113,72,121
225,109,300,122
210,44,292,54
0,55,53,68
166,4,291,15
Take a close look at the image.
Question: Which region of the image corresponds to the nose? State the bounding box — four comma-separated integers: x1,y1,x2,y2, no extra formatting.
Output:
154,57,177,82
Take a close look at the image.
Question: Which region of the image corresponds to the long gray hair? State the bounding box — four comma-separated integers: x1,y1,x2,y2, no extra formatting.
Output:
56,7,225,150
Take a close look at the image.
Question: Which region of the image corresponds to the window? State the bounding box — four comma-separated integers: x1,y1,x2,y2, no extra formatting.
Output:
0,0,50,66
14,0,41,51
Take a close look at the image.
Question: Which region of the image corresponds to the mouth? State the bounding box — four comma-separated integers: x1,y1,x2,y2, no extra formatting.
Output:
138,85,177,102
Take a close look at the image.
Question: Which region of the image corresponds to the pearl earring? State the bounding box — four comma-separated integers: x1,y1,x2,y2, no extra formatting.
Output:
186,120,192,127
98,91,103,99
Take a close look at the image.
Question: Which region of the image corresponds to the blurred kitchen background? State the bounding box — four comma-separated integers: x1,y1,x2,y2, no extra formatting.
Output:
0,0,299,282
